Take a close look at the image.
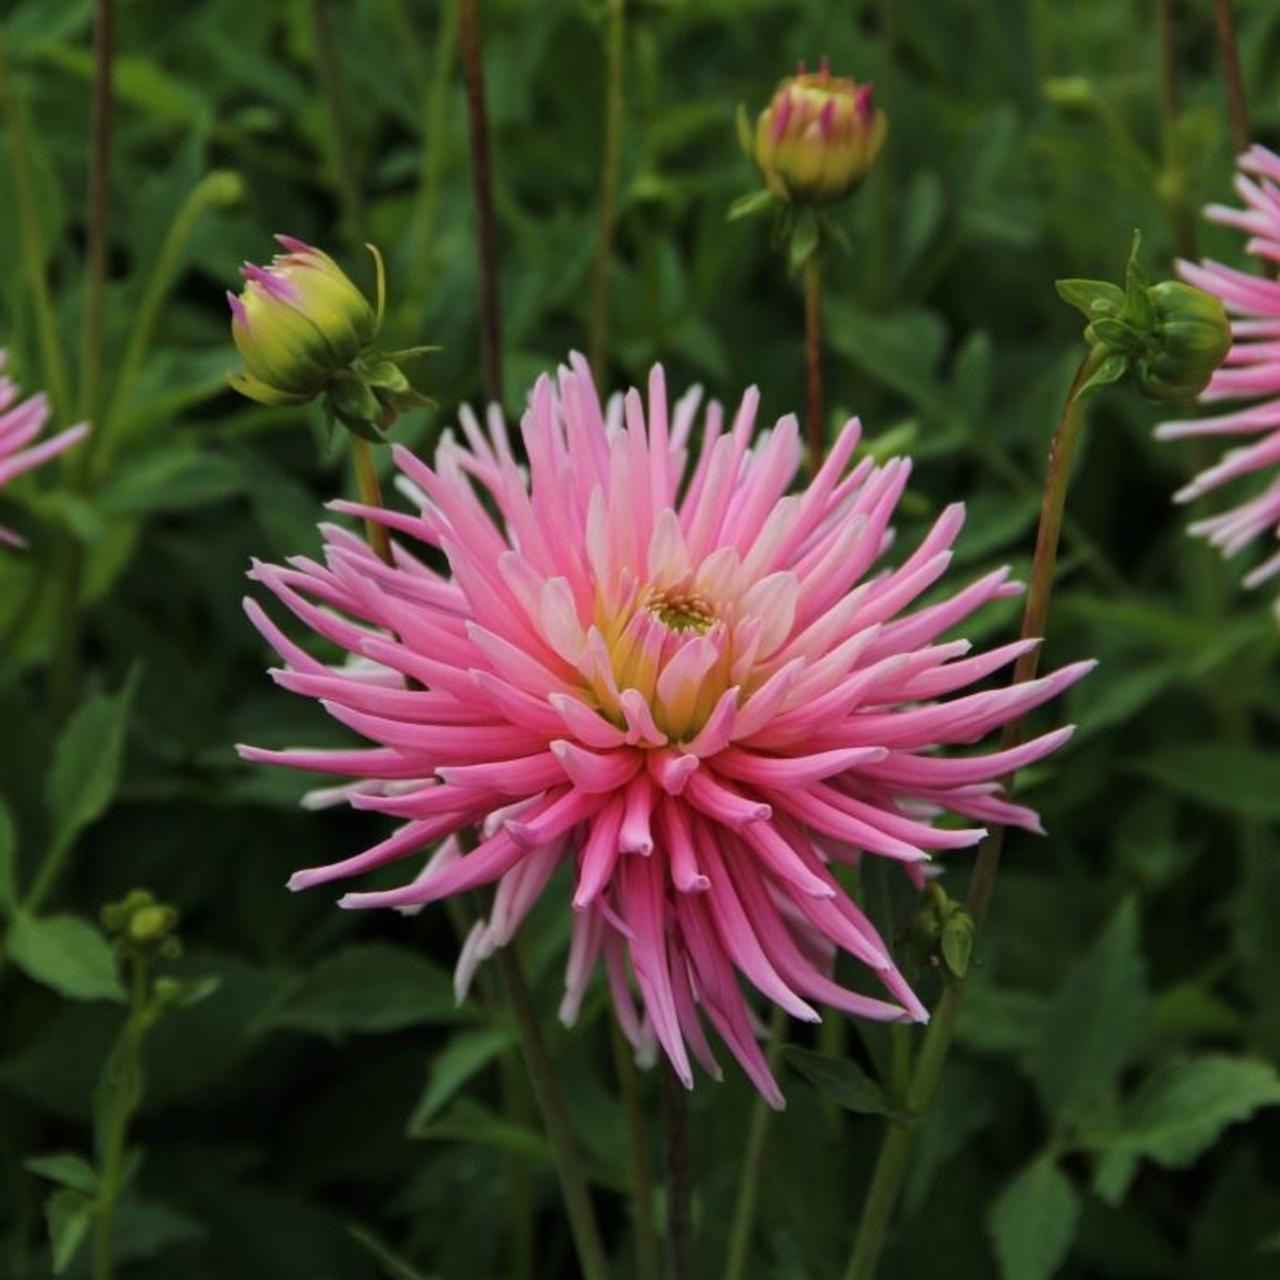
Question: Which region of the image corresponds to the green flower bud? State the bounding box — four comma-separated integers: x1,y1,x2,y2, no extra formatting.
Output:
101,888,181,958
1056,231,1231,402
227,235,377,405
744,58,886,208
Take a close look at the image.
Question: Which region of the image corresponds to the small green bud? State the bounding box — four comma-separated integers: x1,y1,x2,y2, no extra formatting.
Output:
127,904,178,946
1056,231,1231,402
101,888,181,958
940,910,975,979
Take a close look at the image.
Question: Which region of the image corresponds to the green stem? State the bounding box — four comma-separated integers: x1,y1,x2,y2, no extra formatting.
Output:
0,38,72,421
661,1062,691,1280
610,1020,659,1280
93,956,148,1280
803,254,823,476
724,1006,787,1280
350,435,393,566
493,946,609,1280
843,347,1103,1280
309,0,367,246
101,171,241,456
410,0,460,290
588,0,625,377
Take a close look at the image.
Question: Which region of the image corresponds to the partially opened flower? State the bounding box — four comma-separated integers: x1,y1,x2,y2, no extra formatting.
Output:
0,351,89,548
240,356,1089,1105
1156,145,1280,604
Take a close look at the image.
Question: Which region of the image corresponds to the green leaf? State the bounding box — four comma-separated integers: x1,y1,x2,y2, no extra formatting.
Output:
415,1098,550,1162
1034,898,1146,1121
1091,1149,1137,1207
988,1155,1080,1280
407,1028,515,1134
1055,278,1125,319
254,944,472,1039
25,1152,100,1195
96,447,246,515
781,1046,896,1116
727,189,775,222
1096,1056,1280,1168
1076,351,1128,398
957,982,1049,1056
1136,746,1280,819
0,800,16,914
6,913,125,1002
46,1187,94,1275
44,673,138,866
788,209,820,272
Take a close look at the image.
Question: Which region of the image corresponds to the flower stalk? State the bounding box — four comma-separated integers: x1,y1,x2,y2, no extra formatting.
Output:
589,0,626,377
662,1063,691,1280
1212,0,1250,155
610,1020,660,1280
803,253,824,474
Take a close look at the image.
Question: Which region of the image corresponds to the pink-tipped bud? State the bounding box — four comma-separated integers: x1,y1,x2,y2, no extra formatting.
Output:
749,64,887,206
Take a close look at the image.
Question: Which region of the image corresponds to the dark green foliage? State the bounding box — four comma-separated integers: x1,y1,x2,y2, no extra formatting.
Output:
1,1,1279,1277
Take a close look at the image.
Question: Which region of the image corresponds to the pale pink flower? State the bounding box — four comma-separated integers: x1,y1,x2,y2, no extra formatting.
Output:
1157,145,1280,604
0,352,88,548
240,356,1089,1105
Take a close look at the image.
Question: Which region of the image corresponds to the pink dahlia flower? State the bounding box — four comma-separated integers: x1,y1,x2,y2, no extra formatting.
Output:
1157,145,1280,602
240,356,1089,1105
0,351,88,548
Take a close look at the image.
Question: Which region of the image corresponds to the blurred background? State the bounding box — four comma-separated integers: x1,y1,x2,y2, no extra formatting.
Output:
1,0,1279,1276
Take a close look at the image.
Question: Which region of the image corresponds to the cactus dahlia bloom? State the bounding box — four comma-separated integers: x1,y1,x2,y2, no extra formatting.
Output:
0,352,88,548
1157,145,1280,603
240,357,1089,1105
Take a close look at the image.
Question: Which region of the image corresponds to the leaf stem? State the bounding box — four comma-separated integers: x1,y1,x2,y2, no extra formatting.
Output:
492,946,609,1280
843,347,1103,1280
589,0,625,377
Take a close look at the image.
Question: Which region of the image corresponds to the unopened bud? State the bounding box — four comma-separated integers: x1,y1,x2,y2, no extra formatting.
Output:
744,57,886,207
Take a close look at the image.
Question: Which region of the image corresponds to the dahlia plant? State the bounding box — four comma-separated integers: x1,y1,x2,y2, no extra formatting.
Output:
240,355,1088,1104
0,351,88,547
1156,144,1280,604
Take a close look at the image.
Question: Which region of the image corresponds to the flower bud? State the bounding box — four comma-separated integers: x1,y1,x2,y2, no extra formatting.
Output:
1133,281,1231,402
227,235,377,406
748,58,886,206
1056,231,1231,402
101,888,181,959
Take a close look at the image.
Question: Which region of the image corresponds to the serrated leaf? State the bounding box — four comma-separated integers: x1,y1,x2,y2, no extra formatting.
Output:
407,1028,515,1134
6,913,125,1002
1097,1056,1280,1168
25,1153,99,1195
1035,898,1146,1121
254,944,472,1039
989,1156,1080,1280
781,1046,895,1116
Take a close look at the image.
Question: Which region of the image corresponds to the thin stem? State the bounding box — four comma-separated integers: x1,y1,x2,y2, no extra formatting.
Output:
411,0,460,290
843,348,1103,1280
589,0,625,376
50,0,115,721
350,435,393,566
803,254,823,476
492,946,609,1280
610,1020,659,1280
0,38,72,420
724,1006,787,1280
1156,0,1195,260
103,171,240,452
310,0,367,246
661,1063,691,1280
863,0,895,309
79,0,114,438
1212,0,1250,156
458,0,504,406
93,956,148,1280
